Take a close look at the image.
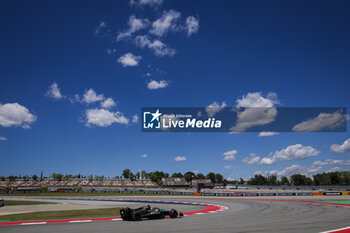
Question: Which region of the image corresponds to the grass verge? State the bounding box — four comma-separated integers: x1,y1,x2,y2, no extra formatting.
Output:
3,200,59,206
0,208,120,222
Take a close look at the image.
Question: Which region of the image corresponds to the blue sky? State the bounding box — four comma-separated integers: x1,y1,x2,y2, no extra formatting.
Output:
1,0,350,180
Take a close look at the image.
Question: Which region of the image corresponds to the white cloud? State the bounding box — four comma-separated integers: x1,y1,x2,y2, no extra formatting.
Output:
223,150,237,160
141,154,148,158
130,0,163,7
147,80,168,90
94,21,107,36
101,97,116,109
272,144,320,161
150,10,181,36
330,138,350,153
258,132,279,137
82,89,104,104
312,160,329,166
292,110,346,132
0,103,37,128
117,53,142,67
205,101,226,117
132,114,139,123
224,165,233,170
46,82,63,100
326,167,341,173
186,16,199,36
174,156,187,161
117,15,150,41
260,157,277,165
231,92,279,132
230,107,278,132
135,35,176,56
261,164,324,177
242,153,261,165
236,92,279,108
326,159,350,166
85,109,129,127
0,136,7,141
254,144,320,166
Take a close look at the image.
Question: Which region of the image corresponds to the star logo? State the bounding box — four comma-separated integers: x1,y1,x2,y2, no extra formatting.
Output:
143,109,162,129
151,109,162,122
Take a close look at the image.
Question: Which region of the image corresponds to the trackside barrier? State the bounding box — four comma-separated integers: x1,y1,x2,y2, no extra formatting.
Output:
0,199,3,207
342,192,350,195
324,192,342,196
297,192,313,196
193,192,201,196
313,192,324,196
201,192,315,197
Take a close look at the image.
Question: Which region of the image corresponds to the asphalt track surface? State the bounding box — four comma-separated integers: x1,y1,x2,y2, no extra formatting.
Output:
1,196,350,233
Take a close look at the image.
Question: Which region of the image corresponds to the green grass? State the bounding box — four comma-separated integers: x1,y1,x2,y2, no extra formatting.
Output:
3,200,59,206
1,192,191,197
319,200,350,205
0,208,121,222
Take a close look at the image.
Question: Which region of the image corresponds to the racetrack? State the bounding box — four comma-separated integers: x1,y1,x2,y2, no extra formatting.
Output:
1,196,350,233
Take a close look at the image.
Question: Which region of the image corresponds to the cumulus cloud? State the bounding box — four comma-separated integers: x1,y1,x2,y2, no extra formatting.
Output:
82,89,104,104
230,92,279,132
205,101,226,117
186,16,199,36
140,154,148,158
149,10,181,36
101,97,116,109
272,144,320,161
147,80,168,89
292,110,346,132
174,156,187,161
132,114,139,123
118,53,142,67
85,109,129,127
330,138,350,153
0,103,37,128
242,153,261,165
258,132,279,137
135,35,176,56
277,164,322,177
224,165,233,170
326,167,341,173
223,150,237,160
130,0,163,8
117,15,150,41
46,82,63,100
236,92,279,108
0,136,7,141
249,144,320,166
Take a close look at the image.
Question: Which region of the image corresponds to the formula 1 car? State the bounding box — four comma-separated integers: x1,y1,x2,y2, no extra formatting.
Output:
120,205,183,221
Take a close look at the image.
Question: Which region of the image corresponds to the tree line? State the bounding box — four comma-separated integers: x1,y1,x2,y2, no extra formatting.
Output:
2,170,350,186
246,171,350,186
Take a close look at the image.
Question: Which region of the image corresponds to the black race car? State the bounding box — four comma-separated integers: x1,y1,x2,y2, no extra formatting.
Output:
120,205,183,221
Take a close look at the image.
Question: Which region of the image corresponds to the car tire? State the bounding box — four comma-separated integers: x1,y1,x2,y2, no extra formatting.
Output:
170,209,178,218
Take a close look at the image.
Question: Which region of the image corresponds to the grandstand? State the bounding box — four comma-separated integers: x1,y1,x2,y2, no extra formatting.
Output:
0,178,157,188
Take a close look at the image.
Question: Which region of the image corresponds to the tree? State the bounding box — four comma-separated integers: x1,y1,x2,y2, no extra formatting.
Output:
0,176,5,181
171,172,183,178
239,178,245,184
32,174,38,181
196,173,205,179
88,175,93,180
268,175,277,185
136,171,141,179
290,174,310,185
184,172,195,182
280,176,290,185
8,176,16,181
215,173,224,184
206,172,216,183
122,169,131,179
